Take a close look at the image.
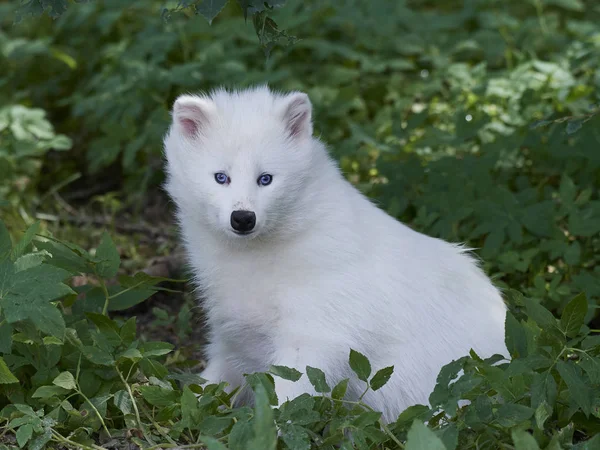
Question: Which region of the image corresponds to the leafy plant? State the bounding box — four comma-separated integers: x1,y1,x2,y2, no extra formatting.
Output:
1,219,599,448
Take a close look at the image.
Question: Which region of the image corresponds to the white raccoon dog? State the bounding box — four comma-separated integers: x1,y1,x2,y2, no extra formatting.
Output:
163,85,507,423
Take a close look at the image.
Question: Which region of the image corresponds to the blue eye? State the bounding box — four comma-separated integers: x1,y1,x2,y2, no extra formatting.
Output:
214,173,229,185
258,174,273,186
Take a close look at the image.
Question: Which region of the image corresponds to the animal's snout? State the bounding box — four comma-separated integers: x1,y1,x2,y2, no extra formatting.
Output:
231,210,256,233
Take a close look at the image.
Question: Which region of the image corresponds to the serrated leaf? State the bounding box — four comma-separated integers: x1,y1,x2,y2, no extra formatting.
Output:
495,404,534,427
531,370,558,409
113,390,132,415
560,293,587,338
246,372,278,405
524,298,558,331
332,378,349,400
511,429,540,450
370,366,394,391
197,0,229,24
280,423,310,450
436,424,458,450
405,420,446,450
0,356,19,384
306,366,331,393
505,311,528,358
556,360,593,416
81,346,115,366
181,386,201,430
229,419,254,450
11,221,40,259
566,118,584,135
269,365,302,381
52,371,77,390
94,231,120,277
349,349,371,382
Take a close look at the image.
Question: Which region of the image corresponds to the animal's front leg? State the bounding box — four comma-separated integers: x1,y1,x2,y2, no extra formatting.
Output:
271,346,335,406
200,340,244,394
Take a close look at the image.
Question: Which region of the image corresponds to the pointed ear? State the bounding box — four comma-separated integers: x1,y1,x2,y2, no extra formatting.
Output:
172,95,215,139
280,92,312,139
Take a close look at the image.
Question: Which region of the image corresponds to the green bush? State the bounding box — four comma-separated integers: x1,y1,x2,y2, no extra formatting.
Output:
0,221,599,449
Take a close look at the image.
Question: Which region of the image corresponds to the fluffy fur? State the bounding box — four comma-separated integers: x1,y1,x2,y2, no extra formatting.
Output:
163,85,507,422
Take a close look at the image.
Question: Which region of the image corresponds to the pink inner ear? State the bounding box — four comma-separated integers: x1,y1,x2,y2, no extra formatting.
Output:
284,95,311,138
174,101,210,139
288,110,309,137
180,117,199,137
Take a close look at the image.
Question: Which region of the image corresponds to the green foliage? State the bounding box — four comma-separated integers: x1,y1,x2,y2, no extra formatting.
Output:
0,219,599,448
0,105,72,217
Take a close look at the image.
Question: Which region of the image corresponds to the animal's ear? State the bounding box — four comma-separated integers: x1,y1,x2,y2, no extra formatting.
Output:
280,92,313,140
172,95,215,139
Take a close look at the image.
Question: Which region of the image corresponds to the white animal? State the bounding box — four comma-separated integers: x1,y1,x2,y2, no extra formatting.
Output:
163,85,507,422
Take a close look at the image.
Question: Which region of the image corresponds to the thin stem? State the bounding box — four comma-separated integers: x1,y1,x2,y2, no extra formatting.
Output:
76,388,111,438
100,278,111,316
52,430,106,450
116,366,156,446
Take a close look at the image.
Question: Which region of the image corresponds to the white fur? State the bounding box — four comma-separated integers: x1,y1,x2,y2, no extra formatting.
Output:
163,85,507,423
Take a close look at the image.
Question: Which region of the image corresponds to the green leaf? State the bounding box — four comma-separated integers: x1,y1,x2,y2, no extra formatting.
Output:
246,372,278,405
28,429,52,450
229,420,254,450
199,436,229,450
11,221,40,259
370,366,394,391
181,386,201,430
0,220,11,261
349,349,371,382
94,231,120,278
0,356,19,384
32,385,71,399
511,429,540,450
524,298,558,331
566,118,584,134
197,0,229,24
556,360,593,415
495,404,535,427
560,293,587,338
139,386,179,407
16,423,33,447
280,423,310,450
332,378,349,400
81,346,115,366
0,321,13,353
269,365,302,382
113,390,132,415
52,371,77,390
436,424,458,450
306,366,331,393
405,420,447,450
248,383,277,450
141,341,174,357
531,370,558,409
535,400,552,430
505,311,528,358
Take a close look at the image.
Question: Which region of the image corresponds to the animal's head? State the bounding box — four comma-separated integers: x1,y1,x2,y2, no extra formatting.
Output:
163,86,321,241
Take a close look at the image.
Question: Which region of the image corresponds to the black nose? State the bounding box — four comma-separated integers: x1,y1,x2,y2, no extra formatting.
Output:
230,210,256,233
